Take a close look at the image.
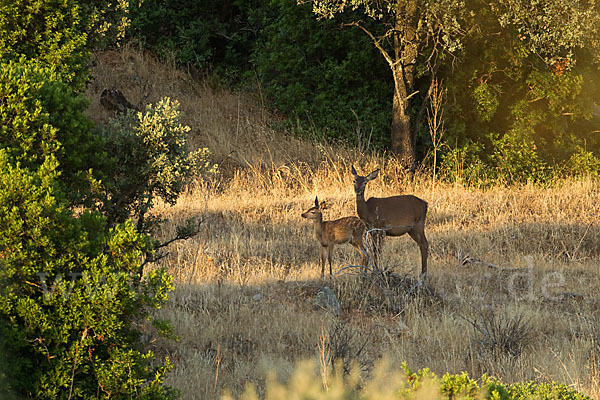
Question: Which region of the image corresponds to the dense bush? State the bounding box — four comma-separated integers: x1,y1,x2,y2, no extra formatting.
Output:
0,60,100,205
250,0,392,147
0,0,131,89
128,0,259,81
96,98,215,231
1,2,206,396
0,152,176,398
0,0,89,87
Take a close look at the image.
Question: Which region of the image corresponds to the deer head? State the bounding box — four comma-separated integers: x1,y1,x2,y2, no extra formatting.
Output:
351,165,379,197
301,196,326,220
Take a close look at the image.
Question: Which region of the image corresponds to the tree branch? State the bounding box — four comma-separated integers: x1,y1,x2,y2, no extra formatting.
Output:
343,22,395,69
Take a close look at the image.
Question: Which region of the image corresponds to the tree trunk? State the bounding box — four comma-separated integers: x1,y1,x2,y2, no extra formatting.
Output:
390,0,418,171
391,71,415,170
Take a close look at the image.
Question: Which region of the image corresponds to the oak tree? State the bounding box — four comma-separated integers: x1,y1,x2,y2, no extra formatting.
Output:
305,0,600,170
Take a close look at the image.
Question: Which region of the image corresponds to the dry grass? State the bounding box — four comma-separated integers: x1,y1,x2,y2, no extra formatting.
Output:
86,46,600,399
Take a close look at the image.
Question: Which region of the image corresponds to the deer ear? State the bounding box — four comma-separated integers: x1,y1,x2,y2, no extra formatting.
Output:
314,196,319,208
367,169,379,181
351,165,358,176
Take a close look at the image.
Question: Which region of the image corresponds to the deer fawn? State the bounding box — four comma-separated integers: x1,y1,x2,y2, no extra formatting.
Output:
351,166,429,277
301,197,366,278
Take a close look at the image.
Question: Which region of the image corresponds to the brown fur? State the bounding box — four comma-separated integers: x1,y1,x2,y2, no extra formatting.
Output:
351,166,429,277
301,197,366,277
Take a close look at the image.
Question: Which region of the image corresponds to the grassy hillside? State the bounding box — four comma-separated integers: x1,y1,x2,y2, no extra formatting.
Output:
85,46,600,399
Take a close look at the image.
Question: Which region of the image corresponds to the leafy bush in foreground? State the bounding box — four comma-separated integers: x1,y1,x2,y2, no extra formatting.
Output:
0,152,176,398
223,360,589,400
0,58,208,398
0,60,99,205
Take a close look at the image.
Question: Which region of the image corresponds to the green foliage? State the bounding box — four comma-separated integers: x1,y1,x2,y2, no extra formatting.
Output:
96,97,216,230
490,128,550,183
0,0,131,88
495,0,600,65
0,0,89,87
473,81,500,123
80,0,132,48
507,381,590,400
564,147,600,178
440,0,600,183
0,60,100,204
129,0,259,81
0,5,203,393
440,141,493,186
0,152,176,398
223,359,590,399
251,0,392,146
440,372,480,398
310,0,466,53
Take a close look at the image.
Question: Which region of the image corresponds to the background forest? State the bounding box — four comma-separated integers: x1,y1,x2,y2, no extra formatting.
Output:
130,0,600,182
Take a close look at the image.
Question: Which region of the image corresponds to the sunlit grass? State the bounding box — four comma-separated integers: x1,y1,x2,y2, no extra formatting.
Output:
87,46,600,399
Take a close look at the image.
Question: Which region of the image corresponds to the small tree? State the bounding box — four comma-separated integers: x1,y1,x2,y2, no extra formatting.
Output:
97,98,216,233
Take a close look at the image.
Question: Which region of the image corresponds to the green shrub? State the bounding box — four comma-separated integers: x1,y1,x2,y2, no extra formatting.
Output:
0,0,132,88
223,359,590,400
563,147,600,177
0,60,100,205
250,0,392,147
439,141,494,186
96,97,215,230
128,0,258,80
0,0,89,87
0,152,176,398
507,381,590,400
490,128,550,183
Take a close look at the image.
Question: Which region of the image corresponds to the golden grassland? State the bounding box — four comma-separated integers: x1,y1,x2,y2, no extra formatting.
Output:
86,46,600,399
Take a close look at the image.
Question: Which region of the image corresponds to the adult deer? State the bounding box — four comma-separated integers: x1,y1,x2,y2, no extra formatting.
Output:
351,166,429,277
301,197,366,278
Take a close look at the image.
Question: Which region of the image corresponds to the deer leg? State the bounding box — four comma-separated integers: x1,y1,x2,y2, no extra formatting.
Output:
327,245,333,276
351,233,367,266
408,226,428,277
352,242,367,266
320,246,327,278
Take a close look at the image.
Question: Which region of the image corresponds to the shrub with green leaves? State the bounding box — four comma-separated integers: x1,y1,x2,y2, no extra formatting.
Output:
224,360,590,400
0,152,176,398
0,0,132,88
250,0,392,147
1,3,206,397
0,0,89,87
96,97,216,230
128,0,259,80
0,60,100,205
